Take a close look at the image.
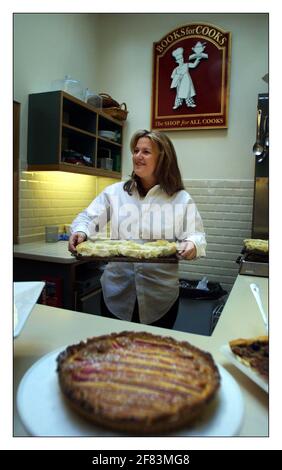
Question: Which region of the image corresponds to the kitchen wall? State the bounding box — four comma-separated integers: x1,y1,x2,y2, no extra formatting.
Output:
14,13,268,289
14,14,119,243
95,13,268,180
15,13,268,179
180,179,253,292
14,14,100,168
94,13,268,291
18,172,115,244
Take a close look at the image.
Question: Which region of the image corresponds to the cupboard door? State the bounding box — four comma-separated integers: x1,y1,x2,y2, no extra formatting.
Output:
28,92,61,165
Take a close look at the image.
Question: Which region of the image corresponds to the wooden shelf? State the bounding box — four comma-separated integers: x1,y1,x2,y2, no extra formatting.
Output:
27,91,124,177
62,123,96,139
98,135,122,147
27,163,121,178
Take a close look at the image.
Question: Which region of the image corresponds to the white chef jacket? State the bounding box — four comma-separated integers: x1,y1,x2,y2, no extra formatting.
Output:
171,63,196,99
71,181,206,324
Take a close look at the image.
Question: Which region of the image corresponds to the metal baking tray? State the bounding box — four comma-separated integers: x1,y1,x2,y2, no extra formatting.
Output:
73,254,178,263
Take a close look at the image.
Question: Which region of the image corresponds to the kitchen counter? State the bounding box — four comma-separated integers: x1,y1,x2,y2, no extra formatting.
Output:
14,274,268,437
14,241,100,310
13,240,76,263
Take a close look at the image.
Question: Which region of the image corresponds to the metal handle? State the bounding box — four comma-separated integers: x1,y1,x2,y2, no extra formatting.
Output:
250,283,268,333
264,115,269,147
256,109,262,143
257,152,266,164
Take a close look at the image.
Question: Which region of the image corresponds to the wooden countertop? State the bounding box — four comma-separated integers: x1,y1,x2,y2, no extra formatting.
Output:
13,274,268,438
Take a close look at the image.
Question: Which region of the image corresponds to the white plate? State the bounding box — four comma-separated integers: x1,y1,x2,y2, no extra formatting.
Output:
13,282,45,338
17,348,244,436
220,344,268,393
99,130,117,141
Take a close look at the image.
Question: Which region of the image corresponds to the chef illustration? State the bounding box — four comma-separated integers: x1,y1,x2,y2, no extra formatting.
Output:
170,43,207,110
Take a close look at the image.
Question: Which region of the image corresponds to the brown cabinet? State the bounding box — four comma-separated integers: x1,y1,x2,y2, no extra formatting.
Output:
14,255,103,314
27,91,123,177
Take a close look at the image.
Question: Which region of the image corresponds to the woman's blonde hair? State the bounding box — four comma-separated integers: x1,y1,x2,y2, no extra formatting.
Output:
123,129,184,197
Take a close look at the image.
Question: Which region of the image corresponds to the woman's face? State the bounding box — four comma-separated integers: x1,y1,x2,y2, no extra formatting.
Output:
132,137,159,183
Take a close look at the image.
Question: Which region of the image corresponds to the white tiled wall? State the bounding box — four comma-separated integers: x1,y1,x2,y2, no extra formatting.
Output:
18,172,119,243
180,179,254,292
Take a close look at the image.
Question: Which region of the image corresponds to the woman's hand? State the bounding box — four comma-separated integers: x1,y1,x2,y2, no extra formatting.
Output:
177,241,197,260
68,232,87,253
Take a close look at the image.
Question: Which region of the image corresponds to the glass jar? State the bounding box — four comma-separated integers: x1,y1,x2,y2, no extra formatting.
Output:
51,75,84,101
45,225,59,243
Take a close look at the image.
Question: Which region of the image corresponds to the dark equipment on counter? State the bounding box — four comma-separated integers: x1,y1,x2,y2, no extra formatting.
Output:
236,249,269,277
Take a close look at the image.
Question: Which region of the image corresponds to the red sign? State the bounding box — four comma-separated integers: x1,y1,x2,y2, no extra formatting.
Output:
151,23,231,131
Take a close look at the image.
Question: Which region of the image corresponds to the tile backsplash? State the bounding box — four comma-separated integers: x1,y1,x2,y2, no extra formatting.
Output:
18,172,119,243
179,179,254,293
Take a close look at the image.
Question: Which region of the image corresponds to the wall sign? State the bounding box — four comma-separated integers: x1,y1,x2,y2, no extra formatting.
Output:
151,23,231,131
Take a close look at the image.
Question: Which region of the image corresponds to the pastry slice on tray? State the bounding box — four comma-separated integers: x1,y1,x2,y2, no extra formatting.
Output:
229,336,269,380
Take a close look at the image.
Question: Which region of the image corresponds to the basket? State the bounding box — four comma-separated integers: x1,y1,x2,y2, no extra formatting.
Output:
99,93,120,108
102,103,128,121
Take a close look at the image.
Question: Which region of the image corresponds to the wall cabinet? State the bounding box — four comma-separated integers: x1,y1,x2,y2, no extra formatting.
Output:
27,91,123,177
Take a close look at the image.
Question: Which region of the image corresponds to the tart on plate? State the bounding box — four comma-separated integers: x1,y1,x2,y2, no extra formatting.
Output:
57,331,220,434
229,336,269,380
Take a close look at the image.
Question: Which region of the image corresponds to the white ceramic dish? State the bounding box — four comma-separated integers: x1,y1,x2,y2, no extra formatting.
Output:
220,344,268,393
99,130,117,141
13,282,45,338
17,348,244,437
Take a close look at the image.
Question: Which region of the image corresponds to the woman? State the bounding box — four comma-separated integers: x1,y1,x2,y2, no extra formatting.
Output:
69,129,206,328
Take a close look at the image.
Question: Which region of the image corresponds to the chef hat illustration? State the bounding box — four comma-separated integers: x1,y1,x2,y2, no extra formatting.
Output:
172,47,184,60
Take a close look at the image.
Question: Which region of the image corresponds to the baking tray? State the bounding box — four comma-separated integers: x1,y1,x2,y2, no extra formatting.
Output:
72,254,178,263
